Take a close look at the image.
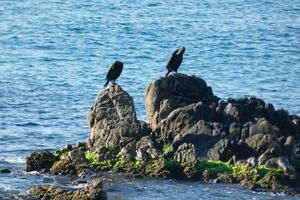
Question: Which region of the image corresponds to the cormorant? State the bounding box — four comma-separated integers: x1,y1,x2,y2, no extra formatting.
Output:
165,47,185,77
104,61,123,87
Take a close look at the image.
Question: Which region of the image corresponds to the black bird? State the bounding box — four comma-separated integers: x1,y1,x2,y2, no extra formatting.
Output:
165,47,185,77
104,61,123,87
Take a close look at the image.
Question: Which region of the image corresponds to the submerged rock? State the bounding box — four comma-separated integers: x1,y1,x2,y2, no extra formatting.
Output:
29,179,107,200
0,168,11,173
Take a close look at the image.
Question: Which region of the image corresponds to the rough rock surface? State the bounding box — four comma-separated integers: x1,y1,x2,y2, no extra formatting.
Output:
26,151,58,172
88,85,147,152
50,148,89,175
29,179,107,200
145,73,219,131
145,73,300,168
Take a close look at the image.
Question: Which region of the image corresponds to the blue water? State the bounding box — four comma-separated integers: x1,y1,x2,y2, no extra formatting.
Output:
0,0,299,199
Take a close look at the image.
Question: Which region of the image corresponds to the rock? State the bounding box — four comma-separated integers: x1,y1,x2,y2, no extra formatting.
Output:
26,151,58,172
120,142,136,162
284,136,296,156
229,122,242,139
246,157,258,167
72,179,88,185
50,149,88,175
257,172,286,190
88,178,103,189
88,85,146,152
145,73,219,132
249,118,280,137
30,180,107,200
290,115,300,137
0,168,11,173
208,139,254,161
172,120,222,157
135,136,159,161
158,103,216,143
274,109,292,134
296,142,300,157
245,133,277,154
265,103,276,122
174,143,196,164
265,157,295,174
240,179,257,190
224,103,242,122
214,174,235,184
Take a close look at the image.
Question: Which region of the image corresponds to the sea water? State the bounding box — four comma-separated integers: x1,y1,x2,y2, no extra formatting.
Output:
0,0,299,199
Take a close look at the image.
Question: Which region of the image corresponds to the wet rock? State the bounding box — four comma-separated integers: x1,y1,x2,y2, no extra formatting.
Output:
50,149,88,175
264,157,295,174
240,179,257,190
72,179,88,185
88,85,146,152
257,172,286,190
174,143,196,164
29,180,107,200
0,168,11,173
26,151,58,172
214,174,235,184
145,73,219,132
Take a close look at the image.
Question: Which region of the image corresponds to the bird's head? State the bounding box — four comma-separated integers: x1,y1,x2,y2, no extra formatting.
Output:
180,46,185,54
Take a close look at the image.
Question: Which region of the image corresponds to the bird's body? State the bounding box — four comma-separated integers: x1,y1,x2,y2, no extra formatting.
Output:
104,61,123,87
165,47,185,76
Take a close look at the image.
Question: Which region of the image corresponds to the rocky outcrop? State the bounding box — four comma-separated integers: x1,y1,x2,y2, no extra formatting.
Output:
24,73,300,196
29,179,107,200
88,85,148,153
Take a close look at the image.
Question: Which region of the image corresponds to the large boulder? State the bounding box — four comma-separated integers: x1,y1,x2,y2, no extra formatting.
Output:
145,73,219,131
88,85,147,152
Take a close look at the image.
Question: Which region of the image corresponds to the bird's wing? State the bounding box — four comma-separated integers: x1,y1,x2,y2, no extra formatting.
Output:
106,66,114,80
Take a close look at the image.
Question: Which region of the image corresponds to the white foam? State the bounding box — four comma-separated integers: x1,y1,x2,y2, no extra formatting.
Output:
0,156,26,164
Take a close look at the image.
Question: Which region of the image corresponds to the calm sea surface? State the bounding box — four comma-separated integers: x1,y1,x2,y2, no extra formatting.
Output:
0,0,299,199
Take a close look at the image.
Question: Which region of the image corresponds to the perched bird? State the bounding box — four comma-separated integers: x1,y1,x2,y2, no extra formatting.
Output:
165,47,185,77
104,61,123,87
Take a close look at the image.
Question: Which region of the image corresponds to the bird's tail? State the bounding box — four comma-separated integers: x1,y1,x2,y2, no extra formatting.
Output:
165,70,171,77
104,80,109,88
